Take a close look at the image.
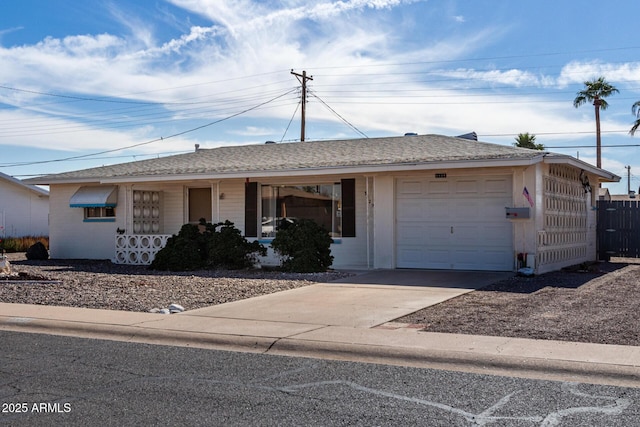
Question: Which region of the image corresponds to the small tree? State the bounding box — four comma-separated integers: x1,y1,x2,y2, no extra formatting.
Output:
271,218,333,273
514,132,544,150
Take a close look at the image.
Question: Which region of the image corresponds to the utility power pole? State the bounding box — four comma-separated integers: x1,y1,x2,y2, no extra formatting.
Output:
291,70,313,141
626,165,631,194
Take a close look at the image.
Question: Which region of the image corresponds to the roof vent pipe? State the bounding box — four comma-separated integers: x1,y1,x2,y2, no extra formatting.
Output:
195,144,200,151
456,132,478,141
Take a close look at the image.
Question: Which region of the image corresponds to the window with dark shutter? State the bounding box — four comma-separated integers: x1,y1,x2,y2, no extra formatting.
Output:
341,178,356,237
244,182,258,237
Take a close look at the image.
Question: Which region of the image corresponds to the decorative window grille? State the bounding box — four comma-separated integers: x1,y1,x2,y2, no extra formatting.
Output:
132,190,162,234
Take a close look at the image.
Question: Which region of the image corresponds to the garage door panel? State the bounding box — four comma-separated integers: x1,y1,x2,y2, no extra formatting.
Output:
475,248,513,270
397,248,423,266
481,224,513,245
424,249,451,269
454,179,479,194
424,224,450,245
397,223,428,244
452,224,480,245
425,180,450,195
396,175,513,271
486,178,510,194
396,200,424,221
397,180,422,195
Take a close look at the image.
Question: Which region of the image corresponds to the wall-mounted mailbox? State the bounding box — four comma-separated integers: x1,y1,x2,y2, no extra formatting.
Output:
505,207,530,219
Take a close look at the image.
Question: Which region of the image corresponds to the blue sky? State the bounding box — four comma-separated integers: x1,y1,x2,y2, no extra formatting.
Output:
1,0,640,194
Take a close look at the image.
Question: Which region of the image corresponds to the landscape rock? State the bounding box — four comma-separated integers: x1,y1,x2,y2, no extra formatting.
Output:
26,242,49,260
168,303,184,313
0,257,10,275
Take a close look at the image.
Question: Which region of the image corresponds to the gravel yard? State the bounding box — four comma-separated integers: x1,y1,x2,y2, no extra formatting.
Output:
2,253,639,347
398,258,640,347
0,253,350,313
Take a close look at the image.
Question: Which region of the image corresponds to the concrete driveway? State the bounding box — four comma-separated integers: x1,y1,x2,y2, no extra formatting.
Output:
184,269,513,329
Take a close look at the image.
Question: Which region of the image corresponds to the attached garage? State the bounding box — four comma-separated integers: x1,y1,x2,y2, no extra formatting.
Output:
396,175,514,271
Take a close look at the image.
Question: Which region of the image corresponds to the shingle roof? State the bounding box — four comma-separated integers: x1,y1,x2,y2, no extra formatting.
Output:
29,134,545,184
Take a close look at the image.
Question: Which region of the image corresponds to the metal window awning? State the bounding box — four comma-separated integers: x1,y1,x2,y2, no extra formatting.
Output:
69,186,118,208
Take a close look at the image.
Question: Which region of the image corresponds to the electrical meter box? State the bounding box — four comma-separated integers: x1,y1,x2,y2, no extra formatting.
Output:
505,207,530,219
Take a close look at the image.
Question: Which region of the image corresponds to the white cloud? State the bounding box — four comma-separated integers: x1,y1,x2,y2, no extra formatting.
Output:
439,68,553,87
230,126,276,136
2,0,636,179
557,61,640,90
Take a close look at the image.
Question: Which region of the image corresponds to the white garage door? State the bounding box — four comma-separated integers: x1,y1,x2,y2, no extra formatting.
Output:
396,175,513,271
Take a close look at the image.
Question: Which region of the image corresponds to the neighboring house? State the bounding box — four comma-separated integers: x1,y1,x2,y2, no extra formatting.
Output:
26,134,620,274
598,188,611,201
0,171,49,238
609,193,638,201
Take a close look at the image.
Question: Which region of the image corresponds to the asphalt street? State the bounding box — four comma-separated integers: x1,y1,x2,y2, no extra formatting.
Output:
1,331,638,426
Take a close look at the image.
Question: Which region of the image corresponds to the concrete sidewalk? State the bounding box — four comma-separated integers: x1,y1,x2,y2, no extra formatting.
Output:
1,269,639,388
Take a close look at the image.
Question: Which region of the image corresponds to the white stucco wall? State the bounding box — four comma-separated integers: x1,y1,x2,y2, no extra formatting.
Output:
0,180,49,237
49,184,120,259
510,164,539,270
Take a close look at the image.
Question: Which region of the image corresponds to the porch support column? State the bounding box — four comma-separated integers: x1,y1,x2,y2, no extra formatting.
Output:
373,175,395,269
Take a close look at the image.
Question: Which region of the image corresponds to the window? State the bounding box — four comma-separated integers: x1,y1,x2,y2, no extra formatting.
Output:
260,184,342,238
84,207,116,222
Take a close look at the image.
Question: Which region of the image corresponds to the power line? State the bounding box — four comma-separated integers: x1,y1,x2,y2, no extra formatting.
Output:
0,88,297,168
309,90,368,139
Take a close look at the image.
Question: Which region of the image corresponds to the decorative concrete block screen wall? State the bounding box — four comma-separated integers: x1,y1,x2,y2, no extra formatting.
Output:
115,234,171,264
537,164,588,267
114,190,170,265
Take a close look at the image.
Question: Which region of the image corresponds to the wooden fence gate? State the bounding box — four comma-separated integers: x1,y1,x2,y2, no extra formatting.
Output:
597,200,640,260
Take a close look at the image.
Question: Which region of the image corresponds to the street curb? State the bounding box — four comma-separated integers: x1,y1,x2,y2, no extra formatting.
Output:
269,339,640,388
0,317,277,354
2,317,639,388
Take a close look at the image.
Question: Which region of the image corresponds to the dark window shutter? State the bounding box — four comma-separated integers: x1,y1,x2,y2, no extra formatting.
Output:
245,182,258,237
341,178,356,237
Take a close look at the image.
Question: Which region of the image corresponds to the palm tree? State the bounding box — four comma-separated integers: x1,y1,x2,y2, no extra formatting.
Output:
573,76,618,168
630,101,640,136
514,132,544,150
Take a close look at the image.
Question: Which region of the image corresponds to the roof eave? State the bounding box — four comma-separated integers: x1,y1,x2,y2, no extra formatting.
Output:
32,156,545,185
543,155,621,182
1,174,50,197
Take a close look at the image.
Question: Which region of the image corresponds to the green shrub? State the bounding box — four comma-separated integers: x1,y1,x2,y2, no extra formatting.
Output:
150,220,265,271
207,220,266,269
270,218,333,272
150,224,206,271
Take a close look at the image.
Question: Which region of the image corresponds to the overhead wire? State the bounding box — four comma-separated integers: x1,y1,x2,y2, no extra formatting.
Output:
308,89,368,139
0,87,298,168
2,46,640,169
